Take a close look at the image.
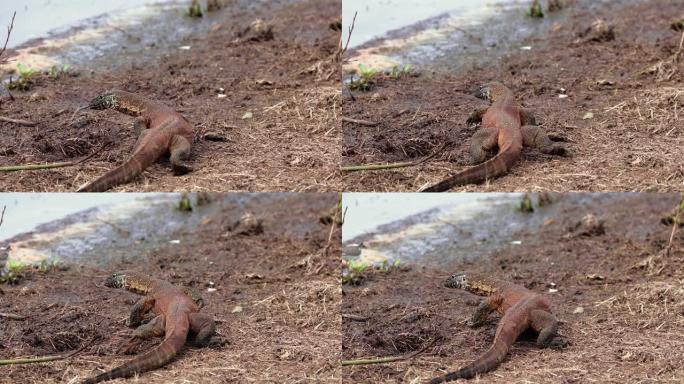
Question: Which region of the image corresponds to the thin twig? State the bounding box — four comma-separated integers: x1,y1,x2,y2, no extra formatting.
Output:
0,145,103,172
342,11,357,56
0,312,25,320
0,11,16,63
342,116,379,126
341,338,437,366
340,142,448,172
665,195,683,258
0,337,92,366
0,205,5,228
0,116,37,126
324,200,340,257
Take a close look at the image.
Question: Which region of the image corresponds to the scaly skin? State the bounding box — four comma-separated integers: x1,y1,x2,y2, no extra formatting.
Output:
77,90,195,192
421,82,567,192
82,273,223,384
427,273,563,383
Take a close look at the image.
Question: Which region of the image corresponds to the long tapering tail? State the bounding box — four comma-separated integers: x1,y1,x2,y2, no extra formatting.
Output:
427,317,527,383
82,320,187,384
420,143,520,192
77,146,160,192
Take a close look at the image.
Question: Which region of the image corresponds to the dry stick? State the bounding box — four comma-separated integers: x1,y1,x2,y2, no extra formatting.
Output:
342,116,379,126
0,312,26,320
0,337,92,366
324,201,340,257
665,195,683,258
0,205,5,228
340,142,448,172
0,11,16,63
0,145,102,172
0,116,37,126
341,338,436,366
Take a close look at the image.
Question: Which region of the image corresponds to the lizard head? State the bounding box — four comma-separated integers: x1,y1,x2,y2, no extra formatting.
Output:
473,82,512,103
88,90,119,110
444,274,468,289
104,272,127,288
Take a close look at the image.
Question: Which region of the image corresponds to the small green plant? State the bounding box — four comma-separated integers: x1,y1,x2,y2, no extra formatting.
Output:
38,257,61,273
48,64,70,79
0,260,28,284
178,192,193,212
8,63,36,91
378,258,402,273
348,64,378,91
389,64,412,79
342,259,368,285
518,194,534,213
527,0,543,18
188,0,203,18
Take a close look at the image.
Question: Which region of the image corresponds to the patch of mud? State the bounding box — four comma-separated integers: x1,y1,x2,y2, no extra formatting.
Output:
343,193,684,383
342,0,684,192
1,193,341,383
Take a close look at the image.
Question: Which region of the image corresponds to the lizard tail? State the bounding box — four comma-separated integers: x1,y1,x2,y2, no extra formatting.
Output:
420,142,521,192
77,146,160,192
82,318,188,384
426,315,528,383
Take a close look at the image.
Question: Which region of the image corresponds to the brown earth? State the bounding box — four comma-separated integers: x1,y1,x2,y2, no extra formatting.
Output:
342,193,684,383
342,0,684,192
0,0,341,192
0,193,341,383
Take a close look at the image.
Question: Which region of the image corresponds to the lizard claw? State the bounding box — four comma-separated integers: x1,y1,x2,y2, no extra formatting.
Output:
172,163,193,176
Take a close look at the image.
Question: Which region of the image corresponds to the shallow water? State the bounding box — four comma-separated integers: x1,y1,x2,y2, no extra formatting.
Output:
342,0,518,48
0,0,155,49
0,0,284,73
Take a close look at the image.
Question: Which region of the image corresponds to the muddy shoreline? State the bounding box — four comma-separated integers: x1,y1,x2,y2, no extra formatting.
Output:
342,0,684,192
342,193,684,383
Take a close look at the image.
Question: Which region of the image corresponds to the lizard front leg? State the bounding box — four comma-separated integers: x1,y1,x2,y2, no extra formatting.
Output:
126,296,155,328
521,125,568,156
466,107,489,125
519,109,538,126
119,314,165,354
470,127,499,164
182,286,205,309
468,295,501,328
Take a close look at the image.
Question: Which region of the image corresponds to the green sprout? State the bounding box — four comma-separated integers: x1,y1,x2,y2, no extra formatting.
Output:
188,0,203,18
342,259,368,285
348,64,378,91
8,63,36,91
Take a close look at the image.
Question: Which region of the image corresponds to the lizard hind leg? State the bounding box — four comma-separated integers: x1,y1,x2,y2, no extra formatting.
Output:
521,125,568,156
188,312,227,348
119,314,165,355
169,135,193,176
469,127,499,164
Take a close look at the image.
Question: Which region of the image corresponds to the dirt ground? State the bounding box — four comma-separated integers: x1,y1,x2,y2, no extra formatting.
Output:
0,0,341,192
343,193,684,383
0,193,341,383
342,0,684,192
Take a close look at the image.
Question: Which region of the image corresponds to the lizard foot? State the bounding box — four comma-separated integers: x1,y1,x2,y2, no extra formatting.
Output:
547,133,569,142
117,338,142,355
172,163,193,176
547,336,570,349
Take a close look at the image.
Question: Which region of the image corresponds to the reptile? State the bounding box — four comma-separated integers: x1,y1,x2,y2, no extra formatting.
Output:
76,89,194,192
427,273,565,383
420,82,567,192
82,272,225,384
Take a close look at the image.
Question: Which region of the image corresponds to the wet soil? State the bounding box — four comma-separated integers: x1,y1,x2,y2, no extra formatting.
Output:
343,193,684,383
342,0,684,192
0,193,341,383
0,0,341,192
